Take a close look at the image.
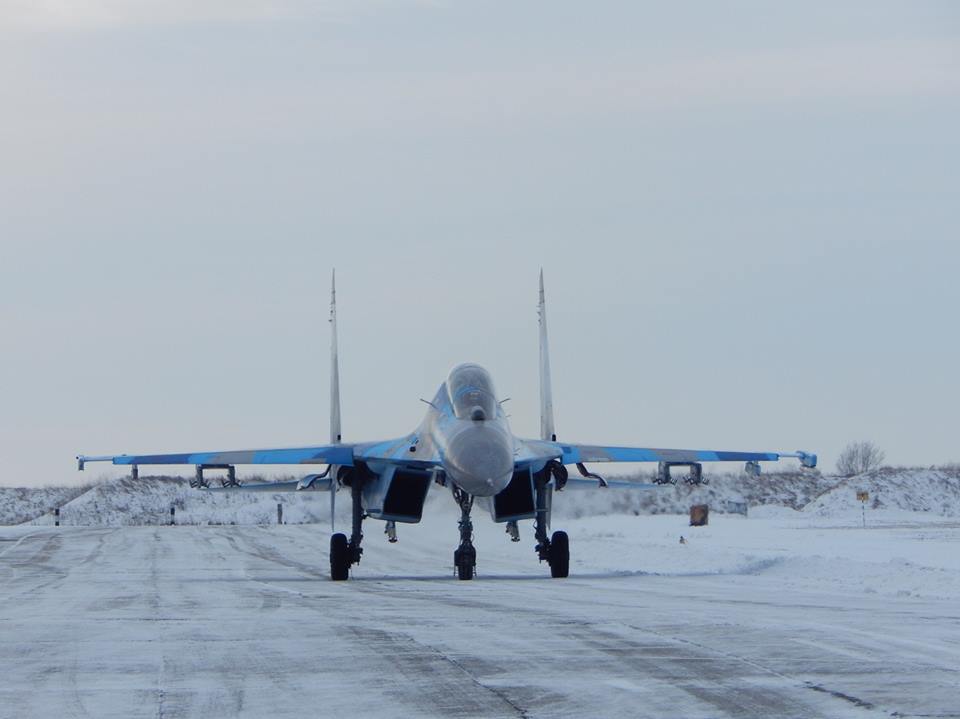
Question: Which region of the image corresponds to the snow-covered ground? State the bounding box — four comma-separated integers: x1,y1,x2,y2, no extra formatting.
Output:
13,475,333,527
1,507,958,718
0,483,95,526
806,467,960,516
11,467,958,529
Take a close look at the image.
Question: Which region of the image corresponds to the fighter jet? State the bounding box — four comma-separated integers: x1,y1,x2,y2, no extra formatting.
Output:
78,271,816,580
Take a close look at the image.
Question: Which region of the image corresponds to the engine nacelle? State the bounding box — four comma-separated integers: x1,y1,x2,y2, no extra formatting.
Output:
360,465,432,523
485,467,536,523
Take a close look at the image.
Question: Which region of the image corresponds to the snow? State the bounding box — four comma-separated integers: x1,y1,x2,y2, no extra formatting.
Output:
3,468,844,529
12,467,960,532
563,511,960,600
18,475,334,528
0,484,93,526
553,470,842,517
806,467,960,516
2,500,959,718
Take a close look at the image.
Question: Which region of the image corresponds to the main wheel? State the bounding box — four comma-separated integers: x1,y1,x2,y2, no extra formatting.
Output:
330,533,350,581
454,546,476,580
549,530,569,578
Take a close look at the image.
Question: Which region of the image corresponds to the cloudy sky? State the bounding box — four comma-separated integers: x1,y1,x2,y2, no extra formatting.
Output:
1,1,958,487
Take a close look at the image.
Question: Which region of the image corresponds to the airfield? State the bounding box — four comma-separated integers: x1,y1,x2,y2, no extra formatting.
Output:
2,506,958,719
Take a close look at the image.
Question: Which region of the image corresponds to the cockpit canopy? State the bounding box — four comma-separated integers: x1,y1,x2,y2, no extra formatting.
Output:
447,363,498,421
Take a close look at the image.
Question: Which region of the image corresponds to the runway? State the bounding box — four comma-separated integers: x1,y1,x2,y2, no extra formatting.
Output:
1,517,958,718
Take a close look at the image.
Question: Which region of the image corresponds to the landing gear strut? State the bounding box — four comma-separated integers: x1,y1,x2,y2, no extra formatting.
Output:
453,487,476,580
330,479,365,581
534,471,569,578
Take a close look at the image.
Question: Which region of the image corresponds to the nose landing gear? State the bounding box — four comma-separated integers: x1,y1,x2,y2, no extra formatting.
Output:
453,487,476,580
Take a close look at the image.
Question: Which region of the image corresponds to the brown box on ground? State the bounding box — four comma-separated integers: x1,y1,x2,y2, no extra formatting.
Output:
690,504,709,526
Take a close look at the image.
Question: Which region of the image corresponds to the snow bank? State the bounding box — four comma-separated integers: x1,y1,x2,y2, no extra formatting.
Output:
557,466,960,520
0,484,94,525
6,466,960,528
552,470,839,519
561,512,960,601
806,467,960,517
22,475,333,527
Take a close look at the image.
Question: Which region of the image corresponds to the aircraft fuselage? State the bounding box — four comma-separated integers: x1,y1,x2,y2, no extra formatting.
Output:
422,363,515,498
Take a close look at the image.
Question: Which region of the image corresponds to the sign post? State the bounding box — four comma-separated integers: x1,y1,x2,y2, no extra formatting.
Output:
856,491,869,528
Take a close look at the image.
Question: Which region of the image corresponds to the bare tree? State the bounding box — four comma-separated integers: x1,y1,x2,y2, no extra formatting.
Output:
836,441,885,477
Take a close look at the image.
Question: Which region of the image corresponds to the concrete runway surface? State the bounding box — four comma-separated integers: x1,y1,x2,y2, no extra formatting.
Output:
1,521,957,718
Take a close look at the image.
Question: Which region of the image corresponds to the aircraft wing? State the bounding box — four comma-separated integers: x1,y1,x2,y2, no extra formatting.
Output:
203,476,334,492
560,477,660,490
516,439,817,469
78,436,444,472
77,444,356,470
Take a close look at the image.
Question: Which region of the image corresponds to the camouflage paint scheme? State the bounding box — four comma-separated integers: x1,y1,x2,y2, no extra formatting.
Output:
78,371,806,499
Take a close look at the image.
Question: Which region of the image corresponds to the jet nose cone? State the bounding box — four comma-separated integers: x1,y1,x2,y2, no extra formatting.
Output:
445,425,514,497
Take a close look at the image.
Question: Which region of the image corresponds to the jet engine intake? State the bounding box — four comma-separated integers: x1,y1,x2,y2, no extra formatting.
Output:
361,465,432,523
490,468,536,522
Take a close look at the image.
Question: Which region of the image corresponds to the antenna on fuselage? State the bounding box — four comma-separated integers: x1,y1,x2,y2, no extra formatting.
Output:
539,269,556,442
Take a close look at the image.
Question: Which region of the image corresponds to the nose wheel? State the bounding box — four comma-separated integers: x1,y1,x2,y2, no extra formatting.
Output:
454,544,476,580
453,488,476,580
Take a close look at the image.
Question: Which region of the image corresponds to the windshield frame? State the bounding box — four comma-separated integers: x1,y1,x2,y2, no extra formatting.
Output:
446,364,498,421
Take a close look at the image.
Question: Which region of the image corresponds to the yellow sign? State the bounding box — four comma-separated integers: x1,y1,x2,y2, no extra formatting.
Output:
856,491,869,502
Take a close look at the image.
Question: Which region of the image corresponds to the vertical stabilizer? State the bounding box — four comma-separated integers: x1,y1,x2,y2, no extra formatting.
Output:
330,269,342,444
329,270,341,531
539,270,556,441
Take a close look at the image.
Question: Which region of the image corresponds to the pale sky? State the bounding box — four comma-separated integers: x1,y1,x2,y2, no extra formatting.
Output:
1,2,958,487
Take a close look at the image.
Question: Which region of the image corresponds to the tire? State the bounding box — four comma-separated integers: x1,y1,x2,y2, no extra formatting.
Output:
549,530,569,578
454,546,475,580
330,533,350,581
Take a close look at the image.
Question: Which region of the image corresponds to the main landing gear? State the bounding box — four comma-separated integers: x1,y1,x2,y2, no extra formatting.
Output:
453,487,476,580
546,530,569,578
330,480,365,581
534,472,570,578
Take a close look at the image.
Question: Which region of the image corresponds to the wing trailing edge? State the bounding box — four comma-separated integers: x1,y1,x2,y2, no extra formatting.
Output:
515,439,816,469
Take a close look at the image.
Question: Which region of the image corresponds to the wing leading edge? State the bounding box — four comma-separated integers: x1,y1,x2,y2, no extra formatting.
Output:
77,444,356,470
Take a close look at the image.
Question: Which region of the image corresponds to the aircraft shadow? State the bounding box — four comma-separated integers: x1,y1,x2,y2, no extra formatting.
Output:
350,570,654,582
